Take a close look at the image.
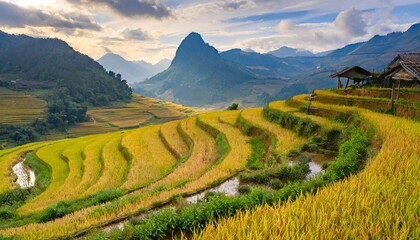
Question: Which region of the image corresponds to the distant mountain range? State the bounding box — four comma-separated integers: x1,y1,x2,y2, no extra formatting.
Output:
97,53,170,83
133,22,420,107
268,46,315,58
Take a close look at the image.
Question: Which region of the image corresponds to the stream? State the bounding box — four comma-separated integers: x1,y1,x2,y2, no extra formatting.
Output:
12,159,35,188
97,164,322,235
185,177,240,204
288,160,323,179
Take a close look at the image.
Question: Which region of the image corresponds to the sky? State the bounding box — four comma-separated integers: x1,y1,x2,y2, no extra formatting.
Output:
0,0,419,64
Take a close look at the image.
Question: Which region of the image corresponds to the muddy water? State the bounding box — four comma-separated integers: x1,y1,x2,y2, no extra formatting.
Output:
12,159,35,188
185,177,240,204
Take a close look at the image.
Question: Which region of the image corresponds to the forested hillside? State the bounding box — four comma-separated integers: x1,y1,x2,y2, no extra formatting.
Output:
0,31,132,147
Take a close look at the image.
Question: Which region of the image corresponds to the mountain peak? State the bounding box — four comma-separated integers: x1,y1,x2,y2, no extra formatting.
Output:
269,46,314,58
184,32,204,42
406,22,420,33
171,32,219,67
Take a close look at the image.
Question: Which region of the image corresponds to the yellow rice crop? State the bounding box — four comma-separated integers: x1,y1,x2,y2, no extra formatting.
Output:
217,110,240,126
241,108,306,154
160,120,190,159
20,135,101,212
17,139,75,215
131,117,218,191
77,133,122,196
31,133,119,211
0,88,47,124
195,100,420,239
120,125,177,190
86,133,128,193
0,117,220,239
269,100,345,129
315,89,391,102
183,111,251,189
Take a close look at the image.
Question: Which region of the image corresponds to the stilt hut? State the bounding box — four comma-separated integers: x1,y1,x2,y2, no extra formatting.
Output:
330,66,373,88
379,53,420,108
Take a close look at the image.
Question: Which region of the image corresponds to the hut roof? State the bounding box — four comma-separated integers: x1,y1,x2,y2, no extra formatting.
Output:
330,66,373,79
382,53,420,81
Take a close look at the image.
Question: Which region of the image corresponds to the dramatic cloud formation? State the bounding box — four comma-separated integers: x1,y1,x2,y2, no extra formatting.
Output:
334,8,367,36
67,0,171,19
0,0,418,63
122,28,151,41
0,1,100,30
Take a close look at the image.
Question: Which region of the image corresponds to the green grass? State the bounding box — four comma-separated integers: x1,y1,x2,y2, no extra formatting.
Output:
246,137,265,170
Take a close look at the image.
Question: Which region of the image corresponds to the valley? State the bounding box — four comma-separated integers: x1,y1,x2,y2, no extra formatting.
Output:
0,2,418,239
0,87,418,239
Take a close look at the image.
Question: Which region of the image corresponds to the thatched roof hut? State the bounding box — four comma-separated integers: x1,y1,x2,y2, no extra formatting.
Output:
380,53,420,109
381,53,420,82
330,66,373,88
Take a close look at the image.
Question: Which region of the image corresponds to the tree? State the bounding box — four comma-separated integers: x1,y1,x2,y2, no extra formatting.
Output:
227,103,239,110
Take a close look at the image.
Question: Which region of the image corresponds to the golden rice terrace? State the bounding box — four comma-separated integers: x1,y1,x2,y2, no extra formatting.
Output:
0,88,418,240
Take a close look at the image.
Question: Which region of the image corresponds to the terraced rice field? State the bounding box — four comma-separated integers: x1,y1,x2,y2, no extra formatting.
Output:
196,97,420,239
67,94,197,137
0,87,47,124
240,108,306,155
0,89,418,239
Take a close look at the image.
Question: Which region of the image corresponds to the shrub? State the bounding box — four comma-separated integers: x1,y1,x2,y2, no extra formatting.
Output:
0,208,16,219
40,201,71,222
227,103,239,110
263,107,320,137
269,179,284,190
239,171,270,184
238,185,251,194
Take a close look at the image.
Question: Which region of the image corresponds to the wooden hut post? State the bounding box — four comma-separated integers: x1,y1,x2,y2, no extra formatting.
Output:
337,77,342,88
396,79,401,100
345,78,350,88
391,79,395,111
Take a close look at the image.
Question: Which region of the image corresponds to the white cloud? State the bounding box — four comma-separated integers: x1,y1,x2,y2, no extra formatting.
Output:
1,0,419,63
334,8,367,37
277,20,294,32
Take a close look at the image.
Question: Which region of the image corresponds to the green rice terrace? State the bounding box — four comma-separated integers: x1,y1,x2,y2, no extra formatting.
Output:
0,88,418,239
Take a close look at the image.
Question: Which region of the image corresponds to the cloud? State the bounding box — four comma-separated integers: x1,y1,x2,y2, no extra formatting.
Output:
0,1,101,31
221,0,248,10
67,0,171,19
277,20,294,32
122,28,151,41
334,8,367,36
